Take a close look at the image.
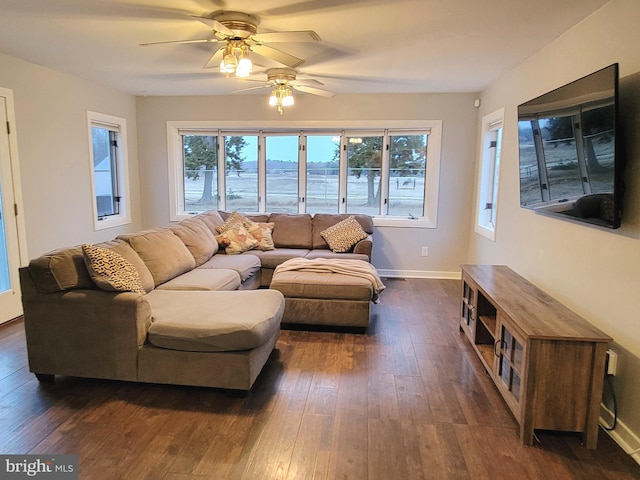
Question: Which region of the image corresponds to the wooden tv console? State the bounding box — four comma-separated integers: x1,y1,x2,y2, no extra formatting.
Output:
459,264,611,448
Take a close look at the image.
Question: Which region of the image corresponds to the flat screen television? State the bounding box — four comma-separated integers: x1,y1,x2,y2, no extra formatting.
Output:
517,63,622,228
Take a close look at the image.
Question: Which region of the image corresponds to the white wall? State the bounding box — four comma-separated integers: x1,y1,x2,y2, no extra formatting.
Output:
469,0,640,458
136,92,479,277
0,52,141,258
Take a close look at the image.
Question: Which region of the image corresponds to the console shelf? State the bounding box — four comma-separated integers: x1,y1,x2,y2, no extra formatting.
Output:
460,264,611,448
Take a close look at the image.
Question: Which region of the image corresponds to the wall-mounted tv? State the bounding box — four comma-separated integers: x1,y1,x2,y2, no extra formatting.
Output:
518,63,622,229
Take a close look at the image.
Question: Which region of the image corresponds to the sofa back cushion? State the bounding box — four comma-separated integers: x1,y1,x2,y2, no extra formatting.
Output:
196,211,225,235
28,246,94,293
311,214,374,249
171,217,218,266
269,213,313,249
94,240,155,293
118,228,196,286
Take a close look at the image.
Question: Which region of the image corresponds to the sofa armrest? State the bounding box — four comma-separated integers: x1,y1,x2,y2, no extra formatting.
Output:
20,268,152,381
352,235,373,261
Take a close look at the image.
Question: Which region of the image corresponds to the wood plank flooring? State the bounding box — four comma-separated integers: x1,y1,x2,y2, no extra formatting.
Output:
1,278,639,479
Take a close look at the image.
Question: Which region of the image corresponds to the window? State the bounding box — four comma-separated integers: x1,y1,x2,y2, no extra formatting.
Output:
167,121,442,227
87,111,130,230
306,134,340,214
265,135,299,213
475,108,504,240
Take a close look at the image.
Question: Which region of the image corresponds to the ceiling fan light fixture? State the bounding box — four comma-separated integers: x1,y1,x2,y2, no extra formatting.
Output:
269,84,294,115
237,56,252,76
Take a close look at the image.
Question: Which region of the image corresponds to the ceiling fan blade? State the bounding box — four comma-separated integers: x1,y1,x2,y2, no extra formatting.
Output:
292,85,336,98
231,85,271,93
251,44,304,68
202,47,225,69
140,38,221,47
252,31,321,43
290,78,324,86
191,15,235,37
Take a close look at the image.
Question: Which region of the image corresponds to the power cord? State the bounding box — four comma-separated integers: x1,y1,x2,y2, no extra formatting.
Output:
601,373,617,431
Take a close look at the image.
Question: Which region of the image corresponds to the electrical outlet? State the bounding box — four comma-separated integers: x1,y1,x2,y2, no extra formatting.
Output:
421,246,429,256
606,349,618,376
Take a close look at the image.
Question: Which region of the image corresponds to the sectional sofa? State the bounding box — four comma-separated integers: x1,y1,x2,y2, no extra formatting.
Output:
19,210,374,392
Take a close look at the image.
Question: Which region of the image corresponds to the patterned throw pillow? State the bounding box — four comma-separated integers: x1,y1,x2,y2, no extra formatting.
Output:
243,219,275,251
215,225,260,254
320,216,368,253
81,244,146,294
216,211,246,234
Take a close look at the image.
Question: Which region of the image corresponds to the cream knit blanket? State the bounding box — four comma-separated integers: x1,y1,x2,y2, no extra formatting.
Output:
274,258,386,302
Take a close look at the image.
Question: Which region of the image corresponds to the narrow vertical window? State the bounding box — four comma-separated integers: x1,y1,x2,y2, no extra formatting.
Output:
87,111,130,230
224,134,257,213
265,135,299,213
346,133,383,215
387,132,428,218
306,135,340,213
182,134,218,213
476,108,504,240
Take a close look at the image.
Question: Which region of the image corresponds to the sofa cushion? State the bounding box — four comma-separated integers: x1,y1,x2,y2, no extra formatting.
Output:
320,216,369,253
215,225,260,254
311,213,374,249
171,217,218,266
195,210,225,235
28,246,94,293
199,253,261,283
245,248,309,269
118,228,196,286
94,240,155,293
269,213,313,249
155,268,240,291
81,244,146,294
146,289,285,352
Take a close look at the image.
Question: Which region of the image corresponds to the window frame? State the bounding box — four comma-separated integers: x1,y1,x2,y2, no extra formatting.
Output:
167,120,442,228
475,108,504,241
87,111,131,231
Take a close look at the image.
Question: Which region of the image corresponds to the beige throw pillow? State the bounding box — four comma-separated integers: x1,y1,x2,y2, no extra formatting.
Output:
81,244,146,294
243,219,275,251
320,216,368,253
215,225,260,254
216,211,246,234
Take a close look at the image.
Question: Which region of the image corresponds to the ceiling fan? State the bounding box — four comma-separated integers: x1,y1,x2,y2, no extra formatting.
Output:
140,10,321,77
232,68,336,114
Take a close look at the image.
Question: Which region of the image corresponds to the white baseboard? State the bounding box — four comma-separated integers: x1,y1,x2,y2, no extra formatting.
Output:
377,269,461,280
600,405,640,465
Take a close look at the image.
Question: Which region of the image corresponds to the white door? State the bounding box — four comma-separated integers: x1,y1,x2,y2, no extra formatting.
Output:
0,89,25,323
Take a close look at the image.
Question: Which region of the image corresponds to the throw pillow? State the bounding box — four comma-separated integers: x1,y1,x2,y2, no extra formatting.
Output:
81,244,146,294
320,216,368,253
215,225,260,254
216,211,246,234
243,219,275,251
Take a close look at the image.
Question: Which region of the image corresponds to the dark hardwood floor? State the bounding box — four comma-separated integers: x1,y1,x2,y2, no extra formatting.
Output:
1,278,639,479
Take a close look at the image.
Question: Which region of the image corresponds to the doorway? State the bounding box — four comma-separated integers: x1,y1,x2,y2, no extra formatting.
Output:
0,87,27,324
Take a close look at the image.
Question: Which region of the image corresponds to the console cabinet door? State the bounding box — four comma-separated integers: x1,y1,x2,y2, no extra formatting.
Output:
495,313,526,421
460,279,476,340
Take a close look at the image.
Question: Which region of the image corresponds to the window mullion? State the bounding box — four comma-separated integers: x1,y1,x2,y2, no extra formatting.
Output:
380,131,390,216
258,132,266,212
338,131,348,214
299,133,307,213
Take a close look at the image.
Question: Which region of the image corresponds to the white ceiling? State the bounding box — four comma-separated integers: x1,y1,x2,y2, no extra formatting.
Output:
0,0,609,97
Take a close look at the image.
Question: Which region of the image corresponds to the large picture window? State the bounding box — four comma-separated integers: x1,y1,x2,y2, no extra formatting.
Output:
167,121,442,227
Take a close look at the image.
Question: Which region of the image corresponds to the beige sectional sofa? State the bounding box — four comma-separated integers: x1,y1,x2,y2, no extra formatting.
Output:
19,210,374,391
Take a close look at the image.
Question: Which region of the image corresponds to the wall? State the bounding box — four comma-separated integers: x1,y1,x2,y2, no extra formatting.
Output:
469,0,640,459
0,52,140,258
136,92,478,277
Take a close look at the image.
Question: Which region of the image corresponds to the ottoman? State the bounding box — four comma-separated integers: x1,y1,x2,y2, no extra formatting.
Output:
270,260,379,328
